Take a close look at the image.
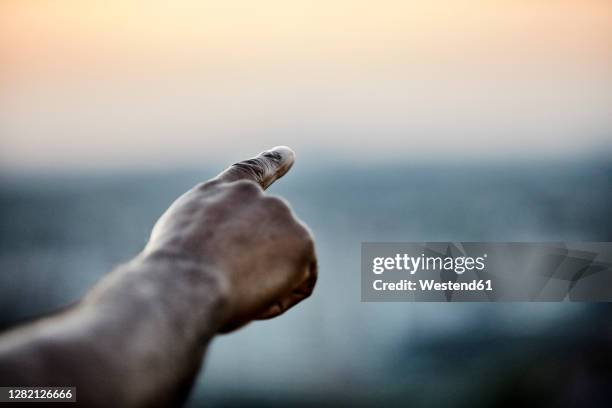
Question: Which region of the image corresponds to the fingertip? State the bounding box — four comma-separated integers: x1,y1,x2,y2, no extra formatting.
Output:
269,146,295,162
214,146,296,189
265,145,295,178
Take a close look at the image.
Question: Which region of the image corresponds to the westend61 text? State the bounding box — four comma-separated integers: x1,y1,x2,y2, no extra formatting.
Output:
373,279,493,292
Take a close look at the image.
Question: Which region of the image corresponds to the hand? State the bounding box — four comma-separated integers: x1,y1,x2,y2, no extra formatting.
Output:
143,146,317,332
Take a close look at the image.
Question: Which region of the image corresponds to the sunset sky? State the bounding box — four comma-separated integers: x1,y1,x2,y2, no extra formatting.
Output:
1,0,611,171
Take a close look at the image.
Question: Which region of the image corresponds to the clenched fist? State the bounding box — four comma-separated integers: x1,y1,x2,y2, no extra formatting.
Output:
0,147,317,407
144,146,317,332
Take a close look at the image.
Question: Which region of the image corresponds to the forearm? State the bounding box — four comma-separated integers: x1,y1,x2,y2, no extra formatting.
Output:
0,146,316,406
0,253,228,407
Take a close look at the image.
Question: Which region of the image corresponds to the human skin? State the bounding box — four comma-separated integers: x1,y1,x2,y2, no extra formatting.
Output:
0,146,317,407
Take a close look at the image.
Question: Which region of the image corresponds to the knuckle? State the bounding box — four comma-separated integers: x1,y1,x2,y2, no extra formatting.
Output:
299,260,318,298
263,196,292,216
295,220,315,244
262,197,315,254
194,179,221,192
292,221,316,258
309,258,318,280
306,258,318,289
228,179,262,195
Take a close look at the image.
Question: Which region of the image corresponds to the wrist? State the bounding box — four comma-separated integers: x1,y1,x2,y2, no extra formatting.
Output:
138,250,231,332
85,249,231,338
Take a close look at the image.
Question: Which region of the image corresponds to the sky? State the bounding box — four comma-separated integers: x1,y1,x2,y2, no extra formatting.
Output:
1,0,611,171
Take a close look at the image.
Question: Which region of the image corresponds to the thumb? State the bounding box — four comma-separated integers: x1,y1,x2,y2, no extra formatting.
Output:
214,146,295,189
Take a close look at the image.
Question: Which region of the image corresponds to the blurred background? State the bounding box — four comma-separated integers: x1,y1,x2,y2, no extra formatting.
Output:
1,0,611,406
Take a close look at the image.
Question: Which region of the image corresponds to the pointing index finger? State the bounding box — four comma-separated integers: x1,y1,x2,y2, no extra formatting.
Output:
215,146,295,190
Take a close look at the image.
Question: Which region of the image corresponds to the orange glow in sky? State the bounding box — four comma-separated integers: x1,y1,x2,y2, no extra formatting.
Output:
1,1,611,170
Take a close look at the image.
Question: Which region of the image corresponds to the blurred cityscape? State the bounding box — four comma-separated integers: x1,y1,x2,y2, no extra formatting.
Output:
1,159,611,406
2,1,611,405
